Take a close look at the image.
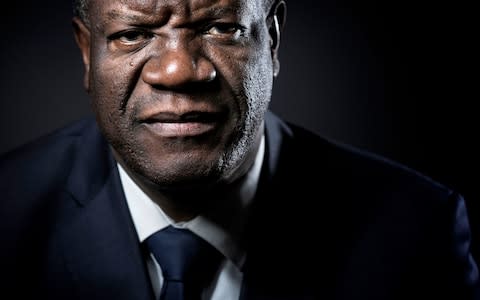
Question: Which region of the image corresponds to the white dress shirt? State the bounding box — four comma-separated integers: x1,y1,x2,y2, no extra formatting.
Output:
118,136,265,300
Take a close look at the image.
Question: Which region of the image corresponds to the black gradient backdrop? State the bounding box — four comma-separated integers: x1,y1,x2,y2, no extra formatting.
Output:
1,1,478,258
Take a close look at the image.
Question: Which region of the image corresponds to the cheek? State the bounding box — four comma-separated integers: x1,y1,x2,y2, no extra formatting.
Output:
234,48,274,121
210,44,273,116
89,56,134,119
88,61,139,147
245,49,274,101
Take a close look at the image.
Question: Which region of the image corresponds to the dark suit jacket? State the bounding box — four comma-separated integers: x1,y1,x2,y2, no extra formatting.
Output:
1,111,478,299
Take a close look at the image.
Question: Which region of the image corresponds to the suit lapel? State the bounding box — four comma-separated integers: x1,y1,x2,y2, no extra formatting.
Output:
239,112,338,300
239,112,286,300
59,121,154,300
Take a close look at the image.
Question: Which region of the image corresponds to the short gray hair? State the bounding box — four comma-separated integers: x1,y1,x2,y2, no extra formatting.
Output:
72,0,89,22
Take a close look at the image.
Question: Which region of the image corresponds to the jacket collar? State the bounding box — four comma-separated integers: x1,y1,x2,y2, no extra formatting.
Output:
62,119,154,300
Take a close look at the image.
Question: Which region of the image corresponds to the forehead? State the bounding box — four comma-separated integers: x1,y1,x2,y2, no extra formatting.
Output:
89,0,265,19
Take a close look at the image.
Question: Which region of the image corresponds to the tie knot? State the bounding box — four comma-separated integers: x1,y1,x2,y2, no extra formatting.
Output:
145,226,222,283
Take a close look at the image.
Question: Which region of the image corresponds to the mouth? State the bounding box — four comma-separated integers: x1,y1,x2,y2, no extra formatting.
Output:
141,111,226,138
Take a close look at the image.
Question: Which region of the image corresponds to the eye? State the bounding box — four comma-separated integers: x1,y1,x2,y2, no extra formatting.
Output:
108,30,154,48
204,23,244,41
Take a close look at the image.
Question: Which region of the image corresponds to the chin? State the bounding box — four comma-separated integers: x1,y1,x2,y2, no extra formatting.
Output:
137,159,224,190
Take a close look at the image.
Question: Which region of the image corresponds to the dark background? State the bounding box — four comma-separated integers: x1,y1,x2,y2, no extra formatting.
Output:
1,1,478,257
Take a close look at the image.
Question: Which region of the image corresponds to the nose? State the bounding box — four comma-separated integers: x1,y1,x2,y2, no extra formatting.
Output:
142,40,216,89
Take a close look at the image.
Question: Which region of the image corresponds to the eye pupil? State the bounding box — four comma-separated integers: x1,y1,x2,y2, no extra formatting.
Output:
217,25,235,33
122,31,143,41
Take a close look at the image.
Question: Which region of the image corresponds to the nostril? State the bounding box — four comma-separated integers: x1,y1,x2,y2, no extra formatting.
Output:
142,50,216,88
195,58,217,83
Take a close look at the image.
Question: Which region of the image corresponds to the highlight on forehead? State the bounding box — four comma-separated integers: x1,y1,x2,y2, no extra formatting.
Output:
107,1,241,21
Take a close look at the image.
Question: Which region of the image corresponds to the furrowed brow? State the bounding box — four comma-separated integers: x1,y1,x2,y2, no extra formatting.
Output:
104,9,169,27
106,10,148,23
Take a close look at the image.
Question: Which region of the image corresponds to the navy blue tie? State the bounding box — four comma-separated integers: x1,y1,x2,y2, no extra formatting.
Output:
145,226,222,300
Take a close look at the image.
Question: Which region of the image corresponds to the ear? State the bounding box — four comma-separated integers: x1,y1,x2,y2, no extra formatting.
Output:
268,1,286,77
72,17,91,92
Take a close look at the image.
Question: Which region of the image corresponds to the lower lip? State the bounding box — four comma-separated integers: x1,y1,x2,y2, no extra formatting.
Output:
143,122,217,137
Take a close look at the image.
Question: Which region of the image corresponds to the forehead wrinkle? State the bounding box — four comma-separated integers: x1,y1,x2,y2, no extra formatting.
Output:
194,5,240,19
101,2,172,28
100,1,192,27
191,0,260,21
96,0,263,29
189,0,224,10
191,0,260,15
106,10,146,24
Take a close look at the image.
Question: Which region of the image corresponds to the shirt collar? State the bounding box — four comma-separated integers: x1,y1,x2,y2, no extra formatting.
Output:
118,135,265,268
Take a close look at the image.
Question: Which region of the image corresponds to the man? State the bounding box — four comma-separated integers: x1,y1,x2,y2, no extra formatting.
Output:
0,0,478,299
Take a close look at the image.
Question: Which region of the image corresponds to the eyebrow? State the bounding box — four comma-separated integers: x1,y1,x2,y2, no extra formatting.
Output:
105,10,160,24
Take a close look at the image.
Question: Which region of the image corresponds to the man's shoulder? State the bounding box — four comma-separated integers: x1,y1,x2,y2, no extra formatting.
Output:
266,111,452,200
261,113,478,298
1,117,96,165
0,117,100,190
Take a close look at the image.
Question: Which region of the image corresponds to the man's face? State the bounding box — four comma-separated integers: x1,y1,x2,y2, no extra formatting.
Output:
75,0,282,189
